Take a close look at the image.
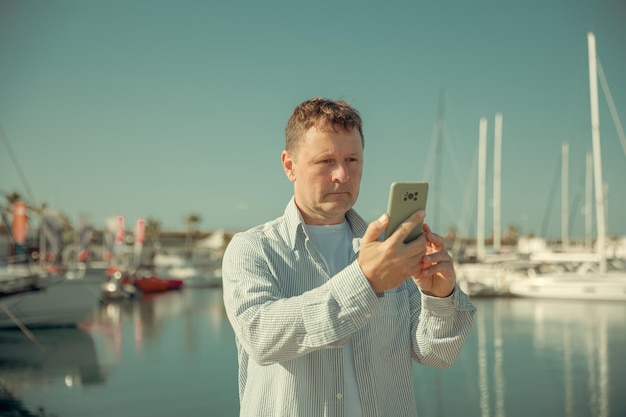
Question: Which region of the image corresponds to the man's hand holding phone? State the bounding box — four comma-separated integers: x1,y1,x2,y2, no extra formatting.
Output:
358,181,456,297
358,210,428,294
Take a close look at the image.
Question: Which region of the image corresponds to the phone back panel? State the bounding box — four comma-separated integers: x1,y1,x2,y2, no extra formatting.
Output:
383,182,429,243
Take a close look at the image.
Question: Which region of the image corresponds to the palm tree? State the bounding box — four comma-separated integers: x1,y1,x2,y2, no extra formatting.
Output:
1,190,22,217
503,225,520,245
0,190,20,221
184,213,201,256
5,190,21,205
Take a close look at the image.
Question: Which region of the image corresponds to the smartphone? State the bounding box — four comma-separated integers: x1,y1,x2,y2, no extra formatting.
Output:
383,182,429,243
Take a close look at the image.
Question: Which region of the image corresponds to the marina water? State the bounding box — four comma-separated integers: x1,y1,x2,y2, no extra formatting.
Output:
1,276,625,417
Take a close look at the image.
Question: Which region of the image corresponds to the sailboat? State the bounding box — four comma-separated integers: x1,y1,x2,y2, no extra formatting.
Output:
508,32,626,301
456,113,526,297
0,202,104,329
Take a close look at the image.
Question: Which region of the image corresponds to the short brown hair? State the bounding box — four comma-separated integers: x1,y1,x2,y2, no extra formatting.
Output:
284,98,364,154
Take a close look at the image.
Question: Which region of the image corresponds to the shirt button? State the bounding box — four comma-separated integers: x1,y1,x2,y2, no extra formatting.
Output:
365,313,372,319
336,393,343,399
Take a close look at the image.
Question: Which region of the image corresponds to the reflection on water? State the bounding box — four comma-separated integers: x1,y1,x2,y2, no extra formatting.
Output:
415,298,626,417
88,288,229,363
1,287,235,417
0,327,105,388
505,297,620,417
1,289,625,417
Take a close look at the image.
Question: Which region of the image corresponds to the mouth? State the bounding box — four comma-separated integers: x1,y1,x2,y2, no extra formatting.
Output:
327,191,351,199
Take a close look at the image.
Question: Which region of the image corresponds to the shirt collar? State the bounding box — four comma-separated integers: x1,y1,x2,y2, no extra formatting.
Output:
283,196,369,250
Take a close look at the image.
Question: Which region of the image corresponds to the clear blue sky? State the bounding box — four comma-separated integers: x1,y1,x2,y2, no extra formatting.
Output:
1,0,625,239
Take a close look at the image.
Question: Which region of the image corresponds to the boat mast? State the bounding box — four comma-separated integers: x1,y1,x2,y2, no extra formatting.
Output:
493,113,502,252
587,32,606,273
432,88,445,233
585,152,593,250
561,142,569,250
477,117,488,261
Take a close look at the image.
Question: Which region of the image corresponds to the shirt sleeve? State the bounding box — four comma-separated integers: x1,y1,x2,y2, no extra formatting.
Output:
409,282,477,368
222,232,381,366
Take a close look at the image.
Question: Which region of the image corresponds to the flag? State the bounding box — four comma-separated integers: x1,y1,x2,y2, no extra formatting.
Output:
77,215,94,261
12,202,28,261
42,209,63,263
104,217,119,261
133,218,145,267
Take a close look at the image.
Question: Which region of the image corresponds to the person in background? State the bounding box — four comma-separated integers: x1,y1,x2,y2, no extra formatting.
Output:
222,97,476,417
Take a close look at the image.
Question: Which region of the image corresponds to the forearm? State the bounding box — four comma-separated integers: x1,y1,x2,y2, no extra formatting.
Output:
411,284,476,368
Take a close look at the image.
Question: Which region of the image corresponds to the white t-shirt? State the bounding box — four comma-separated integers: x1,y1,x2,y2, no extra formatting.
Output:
306,220,363,417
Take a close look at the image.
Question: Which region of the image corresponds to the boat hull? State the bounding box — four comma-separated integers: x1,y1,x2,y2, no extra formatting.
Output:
0,276,103,329
508,273,626,301
133,277,184,293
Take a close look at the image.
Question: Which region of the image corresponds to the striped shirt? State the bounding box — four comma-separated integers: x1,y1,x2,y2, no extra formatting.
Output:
222,197,476,417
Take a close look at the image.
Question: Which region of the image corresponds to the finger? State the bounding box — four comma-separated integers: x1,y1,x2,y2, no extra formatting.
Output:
422,255,452,275
362,213,389,243
420,259,455,278
423,222,445,249
424,250,451,264
406,233,428,255
389,210,425,244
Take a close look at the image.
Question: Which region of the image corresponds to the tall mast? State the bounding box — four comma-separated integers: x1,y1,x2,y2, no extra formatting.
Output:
585,152,593,250
561,142,569,250
493,113,502,251
587,32,606,273
477,117,488,261
432,88,445,232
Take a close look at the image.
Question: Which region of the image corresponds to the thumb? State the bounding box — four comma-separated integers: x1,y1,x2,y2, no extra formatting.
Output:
362,213,389,243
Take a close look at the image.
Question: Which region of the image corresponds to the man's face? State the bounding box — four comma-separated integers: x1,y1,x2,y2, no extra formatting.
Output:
282,125,363,225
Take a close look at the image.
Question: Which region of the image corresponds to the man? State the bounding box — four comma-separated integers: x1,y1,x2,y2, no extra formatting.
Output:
222,97,476,417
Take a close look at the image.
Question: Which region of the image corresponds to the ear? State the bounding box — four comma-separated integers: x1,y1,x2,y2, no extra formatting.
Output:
281,150,296,183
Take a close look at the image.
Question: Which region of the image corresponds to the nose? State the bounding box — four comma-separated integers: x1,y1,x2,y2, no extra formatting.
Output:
332,162,350,183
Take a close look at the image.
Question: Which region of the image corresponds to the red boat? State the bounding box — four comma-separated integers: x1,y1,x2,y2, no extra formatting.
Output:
132,276,184,293
102,269,184,300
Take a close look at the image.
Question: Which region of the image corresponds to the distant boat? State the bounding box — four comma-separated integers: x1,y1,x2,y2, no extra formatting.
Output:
153,253,222,288
1,211,104,329
131,275,184,294
0,263,46,296
507,260,626,301
101,268,184,299
456,256,517,297
0,273,103,329
455,113,525,297
508,33,626,301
